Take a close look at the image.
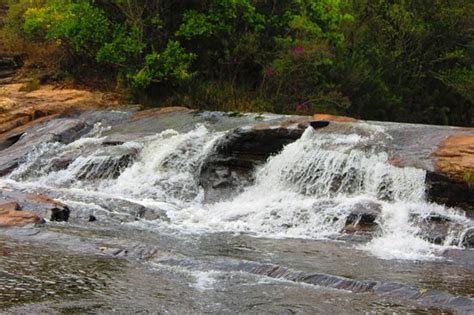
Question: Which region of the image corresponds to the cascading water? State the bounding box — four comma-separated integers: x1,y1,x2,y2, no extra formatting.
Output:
103,125,223,204
169,127,470,260
3,122,472,261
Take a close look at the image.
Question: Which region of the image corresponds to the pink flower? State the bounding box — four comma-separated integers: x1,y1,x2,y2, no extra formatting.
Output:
292,46,305,56
266,68,274,77
296,101,309,111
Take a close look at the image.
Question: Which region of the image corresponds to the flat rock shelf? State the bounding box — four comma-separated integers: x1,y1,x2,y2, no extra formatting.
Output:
0,107,473,313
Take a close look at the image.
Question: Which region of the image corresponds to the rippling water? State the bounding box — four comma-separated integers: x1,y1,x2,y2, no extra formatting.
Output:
0,237,122,310
2,234,471,314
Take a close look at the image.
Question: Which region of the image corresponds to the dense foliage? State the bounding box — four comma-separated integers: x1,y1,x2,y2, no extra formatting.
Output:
1,0,473,126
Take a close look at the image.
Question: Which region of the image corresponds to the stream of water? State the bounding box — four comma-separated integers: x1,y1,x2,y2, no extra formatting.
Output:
1,116,473,313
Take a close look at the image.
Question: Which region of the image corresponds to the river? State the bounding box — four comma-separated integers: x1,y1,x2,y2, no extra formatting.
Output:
0,110,473,313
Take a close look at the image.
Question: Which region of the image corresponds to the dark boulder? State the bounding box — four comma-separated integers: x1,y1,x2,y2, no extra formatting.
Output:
310,121,330,129
0,53,23,70
75,152,138,180
0,53,23,79
50,206,71,222
200,124,306,202
216,126,304,161
409,212,467,245
425,172,474,218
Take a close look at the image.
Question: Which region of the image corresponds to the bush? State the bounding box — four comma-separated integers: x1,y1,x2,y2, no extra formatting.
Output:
130,40,195,89
1,0,471,126
23,1,111,57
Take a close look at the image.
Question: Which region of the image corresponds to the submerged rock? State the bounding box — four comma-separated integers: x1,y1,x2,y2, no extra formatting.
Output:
136,207,169,222
160,258,474,313
344,201,381,233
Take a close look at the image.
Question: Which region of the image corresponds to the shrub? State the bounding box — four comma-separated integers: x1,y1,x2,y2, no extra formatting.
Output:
130,41,195,89
23,1,111,58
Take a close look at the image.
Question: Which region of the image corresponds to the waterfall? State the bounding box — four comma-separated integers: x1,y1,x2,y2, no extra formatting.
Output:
4,123,471,261
170,127,470,260
103,125,224,204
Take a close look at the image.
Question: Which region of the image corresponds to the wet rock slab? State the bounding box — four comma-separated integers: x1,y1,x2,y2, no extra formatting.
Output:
0,118,91,176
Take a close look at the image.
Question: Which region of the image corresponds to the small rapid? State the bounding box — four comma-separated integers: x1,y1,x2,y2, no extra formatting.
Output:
103,125,222,204
3,121,472,261
172,127,470,260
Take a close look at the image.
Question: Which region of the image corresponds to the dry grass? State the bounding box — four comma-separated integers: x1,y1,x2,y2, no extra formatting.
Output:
0,29,65,70
19,77,41,92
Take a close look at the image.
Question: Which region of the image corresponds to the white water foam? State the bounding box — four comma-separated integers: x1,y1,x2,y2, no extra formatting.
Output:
103,125,223,204
168,127,469,260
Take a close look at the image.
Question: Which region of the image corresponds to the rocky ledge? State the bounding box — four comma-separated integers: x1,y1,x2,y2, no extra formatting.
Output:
0,100,472,218
197,114,473,216
0,83,123,135
0,190,72,228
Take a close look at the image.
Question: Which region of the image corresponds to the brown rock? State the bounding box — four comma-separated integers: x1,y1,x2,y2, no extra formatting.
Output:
433,134,474,182
0,83,123,136
0,191,71,222
0,201,40,227
131,106,190,121
27,193,66,208
0,97,16,113
0,201,21,211
313,113,356,122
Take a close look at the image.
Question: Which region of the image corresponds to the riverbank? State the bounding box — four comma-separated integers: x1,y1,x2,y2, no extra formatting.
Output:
0,82,125,135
